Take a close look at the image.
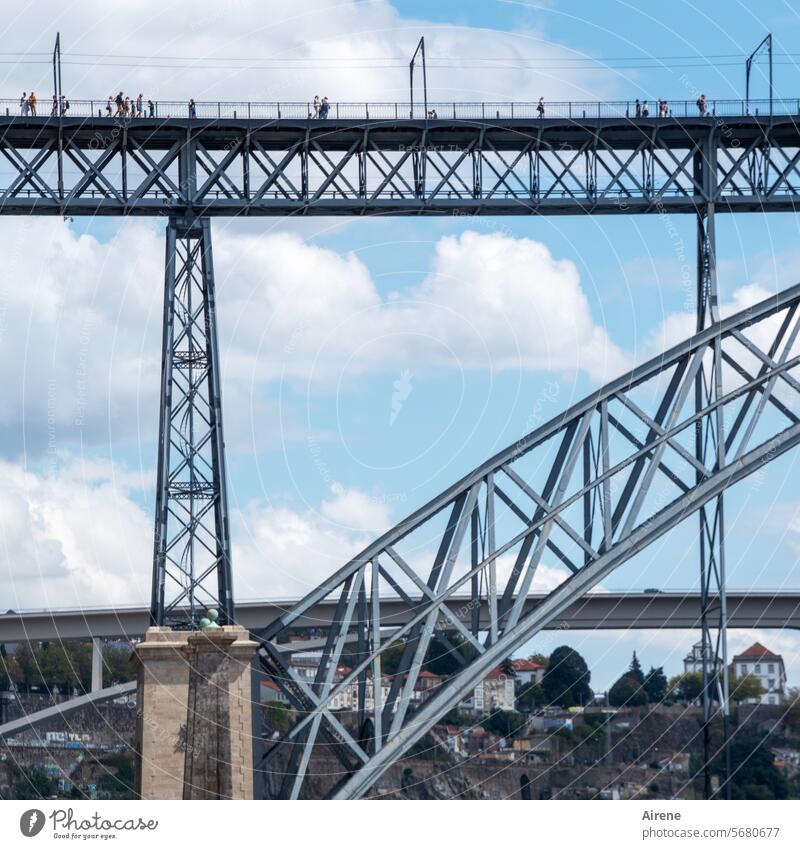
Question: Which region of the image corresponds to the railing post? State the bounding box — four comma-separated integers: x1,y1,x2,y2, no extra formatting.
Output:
218,102,220,119
247,102,251,120
278,102,281,119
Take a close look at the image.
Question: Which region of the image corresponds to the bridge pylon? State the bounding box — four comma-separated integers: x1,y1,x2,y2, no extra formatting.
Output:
150,217,235,629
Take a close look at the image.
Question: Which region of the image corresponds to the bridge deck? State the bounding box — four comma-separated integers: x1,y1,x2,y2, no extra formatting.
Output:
2,114,799,215
2,592,798,642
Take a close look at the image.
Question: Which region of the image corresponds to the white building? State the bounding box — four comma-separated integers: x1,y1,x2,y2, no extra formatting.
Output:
731,642,787,705
683,641,720,676
511,658,546,686
461,666,516,716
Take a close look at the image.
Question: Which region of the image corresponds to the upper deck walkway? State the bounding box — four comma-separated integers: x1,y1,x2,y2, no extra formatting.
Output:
2,96,800,216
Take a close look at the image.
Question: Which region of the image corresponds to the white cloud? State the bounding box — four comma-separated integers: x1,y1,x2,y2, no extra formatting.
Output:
0,457,152,610
0,220,626,457
1,1,617,105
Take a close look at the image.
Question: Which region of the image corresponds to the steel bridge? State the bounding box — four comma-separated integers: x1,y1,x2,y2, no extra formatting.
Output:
3,110,800,216
3,98,800,799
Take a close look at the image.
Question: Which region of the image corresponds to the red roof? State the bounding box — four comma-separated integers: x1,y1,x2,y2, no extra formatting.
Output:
734,642,781,661
444,725,460,735
418,670,441,679
512,658,545,672
486,666,511,680
261,678,280,691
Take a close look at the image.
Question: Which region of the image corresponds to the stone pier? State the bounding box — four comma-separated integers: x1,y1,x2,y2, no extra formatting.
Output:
134,625,257,800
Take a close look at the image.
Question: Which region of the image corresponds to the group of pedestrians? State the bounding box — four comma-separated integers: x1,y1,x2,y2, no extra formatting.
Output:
105,92,155,118
20,91,71,116
312,95,331,118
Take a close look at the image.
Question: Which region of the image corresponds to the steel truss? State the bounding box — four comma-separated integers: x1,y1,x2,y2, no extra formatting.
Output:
150,218,234,628
255,284,800,799
4,116,800,215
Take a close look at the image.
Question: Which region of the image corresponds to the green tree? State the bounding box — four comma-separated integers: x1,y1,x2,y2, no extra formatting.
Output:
672,672,703,703
608,674,646,707
423,633,477,677
481,710,525,738
782,688,800,733
516,681,546,712
14,766,57,799
541,646,592,707
643,666,668,703
528,653,549,667
713,730,788,799
628,652,644,685
729,674,765,703
102,645,135,686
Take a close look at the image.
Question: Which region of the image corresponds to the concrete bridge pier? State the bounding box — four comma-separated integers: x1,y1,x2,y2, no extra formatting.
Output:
134,626,257,800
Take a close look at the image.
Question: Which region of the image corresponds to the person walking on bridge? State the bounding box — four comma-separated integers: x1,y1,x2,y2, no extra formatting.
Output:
189,98,197,119
634,98,641,118
537,96,545,118
50,95,58,116
20,93,28,116
29,92,37,116
312,95,320,118
148,99,155,118
641,100,649,117
136,94,143,117
697,93,707,116
320,96,330,119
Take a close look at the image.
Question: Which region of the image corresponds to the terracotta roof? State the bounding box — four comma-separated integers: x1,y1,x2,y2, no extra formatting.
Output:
418,670,441,679
485,666,511,680
733,642,781,661
444,725,460,735
512,658,545,671
261,678,280,691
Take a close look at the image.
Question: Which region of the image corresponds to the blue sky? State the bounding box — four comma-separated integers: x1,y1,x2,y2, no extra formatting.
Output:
1,0,800,689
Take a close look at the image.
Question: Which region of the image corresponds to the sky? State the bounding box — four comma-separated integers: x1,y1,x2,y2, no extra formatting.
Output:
1,0,800,690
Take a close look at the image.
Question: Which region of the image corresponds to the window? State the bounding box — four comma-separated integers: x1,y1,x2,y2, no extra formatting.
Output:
755,664,761,673
769,696,776,705
740,664,747,675
768,679,775,689
768,664,775,673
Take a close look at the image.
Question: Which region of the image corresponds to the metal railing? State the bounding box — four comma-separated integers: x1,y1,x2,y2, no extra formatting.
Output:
1,97,800,121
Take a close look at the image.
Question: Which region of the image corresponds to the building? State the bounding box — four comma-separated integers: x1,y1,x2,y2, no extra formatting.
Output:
731,642,787,705
459,665,517,716
511,658,546,686
683,641,720,676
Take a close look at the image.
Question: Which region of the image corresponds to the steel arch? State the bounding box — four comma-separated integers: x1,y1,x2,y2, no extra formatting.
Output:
256,283,800,799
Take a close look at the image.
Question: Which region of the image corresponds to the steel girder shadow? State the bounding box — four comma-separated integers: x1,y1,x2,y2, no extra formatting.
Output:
255,283,800,799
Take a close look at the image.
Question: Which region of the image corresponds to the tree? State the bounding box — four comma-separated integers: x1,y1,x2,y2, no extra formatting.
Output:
783,688,800,733
481,710,526,738
676,672,703,702
541,646,592,707
712,729,788,799
627,652,644,685
729,674,765,703
528,653,549,667
608,674,646,707
102,646,135,686
516,681,546,712
643,666,668,703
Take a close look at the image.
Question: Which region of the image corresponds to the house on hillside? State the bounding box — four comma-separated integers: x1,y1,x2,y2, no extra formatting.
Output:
731,642,787,705
511,658,546,685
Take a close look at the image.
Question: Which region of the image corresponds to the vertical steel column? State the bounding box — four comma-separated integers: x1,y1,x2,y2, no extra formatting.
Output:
150,217,235,628
694,128,731,798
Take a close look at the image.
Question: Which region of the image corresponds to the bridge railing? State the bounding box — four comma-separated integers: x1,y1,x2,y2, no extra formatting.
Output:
2,97,800,121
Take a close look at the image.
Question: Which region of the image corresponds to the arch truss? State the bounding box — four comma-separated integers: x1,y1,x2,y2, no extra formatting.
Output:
255,283,800,799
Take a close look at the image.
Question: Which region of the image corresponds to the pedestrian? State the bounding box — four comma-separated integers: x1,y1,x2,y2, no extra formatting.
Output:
641,100,649,117
106,97,113,117
660,99,669,117
51,95,58,116
320,96,330,119
313,95,321,118
115,91,124,116
148,99,155,118
124,96,131,117
189,98,197,119
60,94,69,116
537,96,545,118
20,92,28,116
635,98,641,118
696,93,707,116
29,92,37,116
136,94,143,117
